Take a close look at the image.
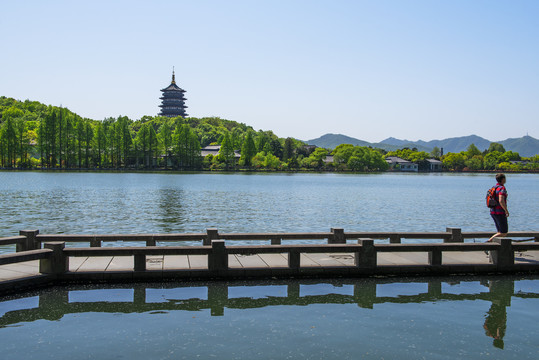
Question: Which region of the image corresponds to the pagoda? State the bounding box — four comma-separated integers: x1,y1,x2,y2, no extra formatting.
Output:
158,69,188,118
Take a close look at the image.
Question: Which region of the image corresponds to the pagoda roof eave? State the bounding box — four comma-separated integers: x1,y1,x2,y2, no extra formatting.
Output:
160,83,186,92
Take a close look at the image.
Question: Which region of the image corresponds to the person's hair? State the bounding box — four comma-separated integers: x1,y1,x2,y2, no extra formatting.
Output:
495,173,506,183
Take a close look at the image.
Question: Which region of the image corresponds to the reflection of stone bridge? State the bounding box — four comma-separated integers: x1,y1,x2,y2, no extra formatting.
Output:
1,276,537,326
1,228,538,295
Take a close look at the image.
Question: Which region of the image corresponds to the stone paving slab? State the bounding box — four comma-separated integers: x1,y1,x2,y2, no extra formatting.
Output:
300,254,321,267
443,252,490,265
327,253,355,266
163,255,189,269
0,261,40,281
228,254,243,268
147,255,164,271
258,253,288,268
235,254,269,268
107,256,133,271
303,253,345,267
77,256,113,272
69,257,87,272
515,250,539,264
188,255,207,269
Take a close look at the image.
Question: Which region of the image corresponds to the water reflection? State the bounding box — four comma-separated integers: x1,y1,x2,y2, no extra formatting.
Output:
157,188,186,233
482,279,511,349
1,275,537,351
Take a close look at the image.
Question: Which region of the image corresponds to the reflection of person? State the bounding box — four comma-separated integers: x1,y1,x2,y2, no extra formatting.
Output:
488,173,509,242
483,303,507,349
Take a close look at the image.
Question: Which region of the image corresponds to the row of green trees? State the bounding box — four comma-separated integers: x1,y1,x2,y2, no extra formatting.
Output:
0,97,310,170
387,143,539,171
1,96,536,172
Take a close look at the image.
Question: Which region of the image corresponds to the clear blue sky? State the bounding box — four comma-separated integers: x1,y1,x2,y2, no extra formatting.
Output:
1,0,538,143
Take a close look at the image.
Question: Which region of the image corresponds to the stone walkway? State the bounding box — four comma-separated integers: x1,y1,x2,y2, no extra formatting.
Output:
2,251,538,283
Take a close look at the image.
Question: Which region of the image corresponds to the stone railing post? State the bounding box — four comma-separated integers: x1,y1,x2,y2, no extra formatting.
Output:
330,228,345,244
90,237,101,247
445,227,463,243
271,237,281,245
134,253,146,271
18,229,40,252
288,250,300,270
389,234,401,244
428,248,442,266
208,240,228,271
146,236,156,247
356,238,376,269
491,238,514,270
40,242,68,275
205,228,219,246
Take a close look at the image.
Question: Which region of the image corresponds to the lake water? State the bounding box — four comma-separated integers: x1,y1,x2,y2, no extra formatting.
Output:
0,171,537,241
0,276,538,359
0,171,538,358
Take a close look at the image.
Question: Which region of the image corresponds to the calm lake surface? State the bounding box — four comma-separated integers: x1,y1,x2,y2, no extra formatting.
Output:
0,276,538,359
0,171,537,241
0,171,538,359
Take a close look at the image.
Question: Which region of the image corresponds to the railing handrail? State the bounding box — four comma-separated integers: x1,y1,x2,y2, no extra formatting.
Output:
32,230,539,243
63,246,212,257
0,236,26,246
0,248,53,265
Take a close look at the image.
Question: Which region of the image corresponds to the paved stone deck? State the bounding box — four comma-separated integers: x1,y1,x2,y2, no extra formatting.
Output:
2,251,538,284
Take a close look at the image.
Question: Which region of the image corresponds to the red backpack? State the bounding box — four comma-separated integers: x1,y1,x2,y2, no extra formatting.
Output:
486,186,499,208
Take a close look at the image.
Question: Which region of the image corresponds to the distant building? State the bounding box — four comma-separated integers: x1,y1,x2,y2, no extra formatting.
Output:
200,145,241,159
159,69,188,118
385,156,418,172
323,155,334,164
426,159,443,171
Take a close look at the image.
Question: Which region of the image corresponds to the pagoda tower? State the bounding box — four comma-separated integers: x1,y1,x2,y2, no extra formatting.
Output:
158,69,188,118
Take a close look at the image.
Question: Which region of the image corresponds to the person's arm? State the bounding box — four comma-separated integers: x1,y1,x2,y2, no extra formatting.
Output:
499,195,509,217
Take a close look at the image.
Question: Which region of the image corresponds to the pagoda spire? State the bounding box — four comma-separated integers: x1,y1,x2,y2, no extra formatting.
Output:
159,69,188,118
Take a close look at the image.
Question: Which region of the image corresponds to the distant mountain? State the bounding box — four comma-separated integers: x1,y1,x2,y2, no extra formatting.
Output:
307,133,539,157
499,135,539,157
379,137,411,147
307,133,372,149
380,135,492,154
305,134,431,152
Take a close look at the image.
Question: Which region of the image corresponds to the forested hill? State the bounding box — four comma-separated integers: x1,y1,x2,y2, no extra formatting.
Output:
0,96,305,170
0,96,256,148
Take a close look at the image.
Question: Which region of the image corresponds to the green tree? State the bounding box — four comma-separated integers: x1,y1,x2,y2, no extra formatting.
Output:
240,131,256,167
159,122,172,168
465,155,483,170
282,137,294,162
499,151,520,163
302,148,328,169
466,143,482,158
218,132,235,169
83,119,94,168
442,153,466,171
332,144,355,165
484,151,502,170
487,142,506,153
174,123,201,169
